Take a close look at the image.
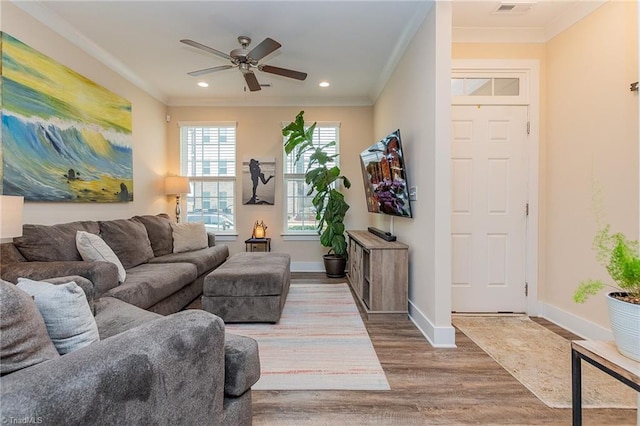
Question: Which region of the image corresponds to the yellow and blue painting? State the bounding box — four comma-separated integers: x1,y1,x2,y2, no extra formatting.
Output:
1,32,133,202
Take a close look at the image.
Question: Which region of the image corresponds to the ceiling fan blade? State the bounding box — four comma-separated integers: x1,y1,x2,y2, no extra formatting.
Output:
243,70,261,92
259,65,307,81
187,65,234,77
247,38,281,61
180,39,232,61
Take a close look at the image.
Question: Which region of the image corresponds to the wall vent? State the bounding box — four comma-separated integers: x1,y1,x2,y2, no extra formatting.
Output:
493,2,535,15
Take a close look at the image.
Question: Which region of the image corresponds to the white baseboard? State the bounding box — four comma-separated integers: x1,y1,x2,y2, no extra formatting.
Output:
538,302,613,341
409,300,457,348
291,261,324,273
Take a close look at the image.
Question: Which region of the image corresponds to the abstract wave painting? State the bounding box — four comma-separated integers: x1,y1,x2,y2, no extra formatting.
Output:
1,32,133,202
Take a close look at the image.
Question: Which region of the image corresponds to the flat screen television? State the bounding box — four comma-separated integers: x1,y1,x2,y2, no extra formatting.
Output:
359,129,413,218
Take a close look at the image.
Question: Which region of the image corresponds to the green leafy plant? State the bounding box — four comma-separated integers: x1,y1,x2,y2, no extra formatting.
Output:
283,111,351,257
574,225,640,304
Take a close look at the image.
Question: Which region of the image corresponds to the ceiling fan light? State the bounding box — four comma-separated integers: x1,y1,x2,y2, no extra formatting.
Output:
319,81,330,88
197,81,209,88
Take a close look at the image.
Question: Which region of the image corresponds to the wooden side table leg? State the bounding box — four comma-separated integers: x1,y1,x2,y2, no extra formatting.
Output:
571,348,582,426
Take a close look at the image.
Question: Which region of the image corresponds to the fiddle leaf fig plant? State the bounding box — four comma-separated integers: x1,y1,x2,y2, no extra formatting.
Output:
574,224,640,305
283,111,351,257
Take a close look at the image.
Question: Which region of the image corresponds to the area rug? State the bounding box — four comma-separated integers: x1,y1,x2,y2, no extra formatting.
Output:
225,283,390,391
452,315,637,408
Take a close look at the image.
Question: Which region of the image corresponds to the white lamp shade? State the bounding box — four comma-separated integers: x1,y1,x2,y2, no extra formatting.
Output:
0,195,24,239
165,176,190,195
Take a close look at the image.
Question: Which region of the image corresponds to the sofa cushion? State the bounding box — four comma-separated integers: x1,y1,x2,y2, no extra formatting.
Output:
102,262,197,310
16,278,99,355
133,214,173,257
94,296,162,339
0,280,60,375
171,222,208,253
76,231,127,283
148,245,229,276
13,221,100,262
99,219,154,269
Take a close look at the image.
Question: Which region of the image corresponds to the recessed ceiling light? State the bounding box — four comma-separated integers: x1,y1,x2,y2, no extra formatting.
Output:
319,81,330,88
197,82,209,88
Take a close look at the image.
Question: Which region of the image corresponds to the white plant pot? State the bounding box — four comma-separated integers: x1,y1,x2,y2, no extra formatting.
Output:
606,292,640,362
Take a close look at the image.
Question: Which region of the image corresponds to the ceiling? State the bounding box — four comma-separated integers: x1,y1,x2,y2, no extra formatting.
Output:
13,1,603,107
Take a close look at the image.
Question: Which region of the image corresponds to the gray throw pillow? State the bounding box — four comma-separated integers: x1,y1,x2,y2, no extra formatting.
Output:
17,278,100,355
133,214,173,257
98,219,154,269
0,280,60,375
13,221,100,262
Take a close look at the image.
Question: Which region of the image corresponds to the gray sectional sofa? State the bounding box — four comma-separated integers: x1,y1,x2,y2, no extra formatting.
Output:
0,214,228,314
0,214,261,425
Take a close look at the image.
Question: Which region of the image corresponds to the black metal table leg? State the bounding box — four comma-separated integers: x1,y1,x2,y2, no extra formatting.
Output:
571,348,582,426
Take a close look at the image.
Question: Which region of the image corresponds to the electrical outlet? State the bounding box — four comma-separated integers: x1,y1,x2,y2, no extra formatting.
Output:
409,186,417,201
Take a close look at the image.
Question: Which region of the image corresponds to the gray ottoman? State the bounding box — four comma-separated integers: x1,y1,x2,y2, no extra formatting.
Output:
202,252,291,323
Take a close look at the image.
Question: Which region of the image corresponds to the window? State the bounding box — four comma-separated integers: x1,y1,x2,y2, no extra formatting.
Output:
179,122,236,233
283,122,340,234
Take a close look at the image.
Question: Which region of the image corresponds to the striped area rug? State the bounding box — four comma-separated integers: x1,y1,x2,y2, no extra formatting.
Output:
225,283,390,391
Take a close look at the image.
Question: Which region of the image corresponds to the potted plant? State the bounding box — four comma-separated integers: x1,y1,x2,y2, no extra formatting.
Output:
574,224,640,361
283,111,351,277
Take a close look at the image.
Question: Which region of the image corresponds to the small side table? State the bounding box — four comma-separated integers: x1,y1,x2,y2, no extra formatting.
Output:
571,340,640,426
245,238,271,252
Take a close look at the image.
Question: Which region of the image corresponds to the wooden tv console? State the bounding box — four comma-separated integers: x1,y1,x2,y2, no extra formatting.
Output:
346,230,409,321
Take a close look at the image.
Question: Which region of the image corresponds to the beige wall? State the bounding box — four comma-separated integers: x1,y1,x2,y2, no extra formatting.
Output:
1,3,169,225
545,1,638,329
452,1,638,332
166,106,373,261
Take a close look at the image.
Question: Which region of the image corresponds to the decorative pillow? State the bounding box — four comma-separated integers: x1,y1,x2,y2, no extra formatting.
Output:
17,278,100,355
13,221,100,262
133,214,173,257
76,231,126,283
171,222,208,253
98,219,154,269
0,280,60,375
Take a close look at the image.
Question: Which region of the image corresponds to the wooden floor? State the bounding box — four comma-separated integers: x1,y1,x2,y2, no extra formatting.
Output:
251,273,637,425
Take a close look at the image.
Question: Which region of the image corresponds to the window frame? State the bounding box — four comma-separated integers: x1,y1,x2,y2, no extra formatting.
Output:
178,121,237,236
282,121,341,238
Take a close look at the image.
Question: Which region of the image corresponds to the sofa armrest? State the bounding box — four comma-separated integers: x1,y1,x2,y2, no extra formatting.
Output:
207,231,216,247
0,311,226,426
0,261,118,298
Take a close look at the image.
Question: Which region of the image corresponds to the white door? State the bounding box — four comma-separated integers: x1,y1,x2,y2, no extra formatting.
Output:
451,105,528,312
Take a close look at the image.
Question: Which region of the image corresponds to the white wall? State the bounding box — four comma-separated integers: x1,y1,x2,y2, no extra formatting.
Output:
1,2,169,225
373,2,455,347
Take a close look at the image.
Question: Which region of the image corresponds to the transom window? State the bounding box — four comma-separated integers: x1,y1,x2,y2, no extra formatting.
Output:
283,122,340,233
179,122,236,233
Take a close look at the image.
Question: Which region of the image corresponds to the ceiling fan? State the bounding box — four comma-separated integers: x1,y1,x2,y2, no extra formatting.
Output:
180,36,308,92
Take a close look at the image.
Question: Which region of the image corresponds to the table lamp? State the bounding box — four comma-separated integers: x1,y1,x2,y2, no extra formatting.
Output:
165,176,190,223
252,220,267,239
0,195,24,241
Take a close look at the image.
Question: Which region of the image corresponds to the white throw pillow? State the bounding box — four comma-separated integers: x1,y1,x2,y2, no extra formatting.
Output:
171,222,208,253
16,278,100,355
76,230,126,283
